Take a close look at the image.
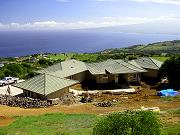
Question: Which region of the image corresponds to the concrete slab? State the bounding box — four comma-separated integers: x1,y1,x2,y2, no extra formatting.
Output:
0,80,24,96
69,88,136,96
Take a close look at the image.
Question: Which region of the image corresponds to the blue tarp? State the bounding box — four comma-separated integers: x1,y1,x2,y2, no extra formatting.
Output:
158,89,179,97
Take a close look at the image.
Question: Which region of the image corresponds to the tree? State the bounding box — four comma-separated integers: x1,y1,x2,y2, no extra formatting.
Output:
93,111,161,135
38,59,53,67
159,56,180,89
0,63,35,79
26,72,38,79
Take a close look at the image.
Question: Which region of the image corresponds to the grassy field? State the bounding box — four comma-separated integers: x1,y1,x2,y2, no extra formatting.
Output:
0,113,97,135
48,53,100,62
102,40,180,54
48,53,75,61
160,96,180,102
162,122,180,135
0,111,179,135
152,56,170,62
161,109,180,135
142,41,180,52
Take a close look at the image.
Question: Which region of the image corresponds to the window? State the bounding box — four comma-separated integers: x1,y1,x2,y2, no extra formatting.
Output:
103,75,108,78
130,74,137,79
70,76,73,79
133,74,137,79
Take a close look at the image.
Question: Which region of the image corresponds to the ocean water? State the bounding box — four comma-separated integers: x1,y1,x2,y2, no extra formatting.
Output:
0,30,180,58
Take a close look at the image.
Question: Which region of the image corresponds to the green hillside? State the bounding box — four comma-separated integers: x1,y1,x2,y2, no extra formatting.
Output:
101,40,180,54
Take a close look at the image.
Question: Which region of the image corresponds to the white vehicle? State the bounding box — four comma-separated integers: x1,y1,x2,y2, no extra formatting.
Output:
0,77,19,86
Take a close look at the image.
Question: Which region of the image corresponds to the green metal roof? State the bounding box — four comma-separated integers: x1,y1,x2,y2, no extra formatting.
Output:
37,59,147,76
128,60,145,70
37,59,88,78
36,63,62,74
115,59,146,71
150,58,163,68
86,59,115,74
13,74,79,96
134,57,163,70
86,59,147,75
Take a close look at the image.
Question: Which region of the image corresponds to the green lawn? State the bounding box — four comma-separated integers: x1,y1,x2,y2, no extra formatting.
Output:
0,113,97,135
71,54,100,62
47,53,100,62
47,53,101,63
161,122,180,135
0,112,179,135
160,96,180,102
160,109,180,135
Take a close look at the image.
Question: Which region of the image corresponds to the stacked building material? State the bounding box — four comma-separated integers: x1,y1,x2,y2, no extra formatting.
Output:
0,94,52,108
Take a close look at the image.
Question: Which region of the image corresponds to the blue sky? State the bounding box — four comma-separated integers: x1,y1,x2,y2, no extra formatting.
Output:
0,0,180,30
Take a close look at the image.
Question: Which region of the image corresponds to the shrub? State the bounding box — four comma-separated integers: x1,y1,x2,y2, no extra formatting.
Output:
93,111,162,135
159,56,180,89
0,131,7,135
38,59,53,67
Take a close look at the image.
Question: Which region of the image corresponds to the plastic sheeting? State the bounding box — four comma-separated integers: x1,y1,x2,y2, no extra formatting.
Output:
158,89,179,97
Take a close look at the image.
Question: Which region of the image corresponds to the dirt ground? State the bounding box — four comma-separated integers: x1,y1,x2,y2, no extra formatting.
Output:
0,98,180,117
0,88,180,127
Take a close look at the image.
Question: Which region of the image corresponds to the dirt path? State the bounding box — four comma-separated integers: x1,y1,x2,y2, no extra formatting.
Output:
0,99,180,117
0,116,15,127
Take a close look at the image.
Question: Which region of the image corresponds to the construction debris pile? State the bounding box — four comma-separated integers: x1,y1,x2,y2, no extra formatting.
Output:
59,93,78,105
0,94,51,109
80,93,93,103
76,85,159,107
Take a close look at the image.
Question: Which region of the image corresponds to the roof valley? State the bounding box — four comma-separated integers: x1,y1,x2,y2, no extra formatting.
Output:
115,60,143,73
